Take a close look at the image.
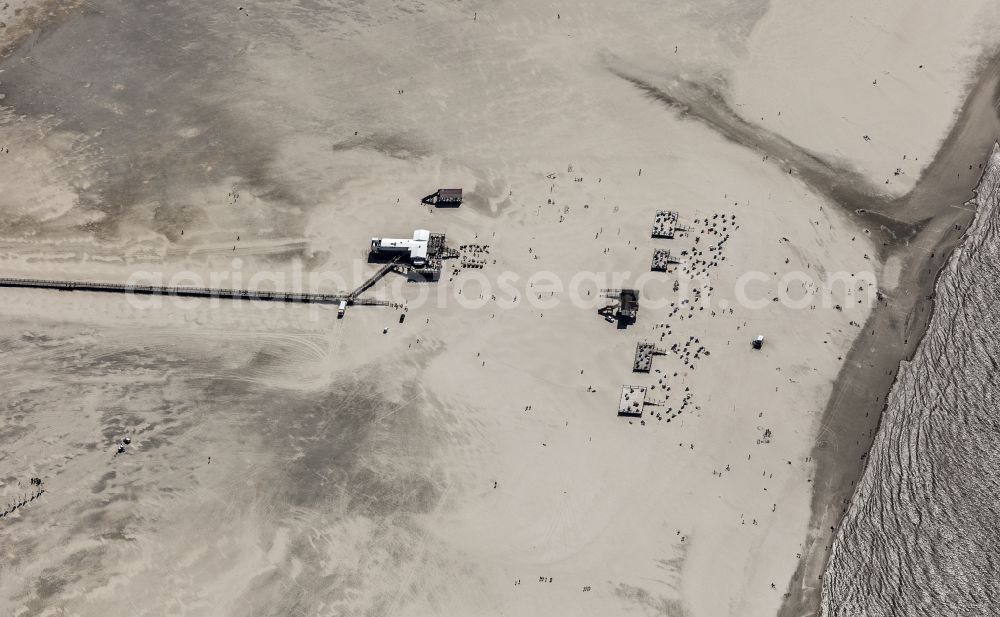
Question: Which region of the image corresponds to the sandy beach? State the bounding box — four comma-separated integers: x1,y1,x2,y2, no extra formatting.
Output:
778,50,1000,616
1,1,998,616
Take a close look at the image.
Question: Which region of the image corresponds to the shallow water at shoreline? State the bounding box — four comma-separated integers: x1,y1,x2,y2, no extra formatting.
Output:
821,146,1000,616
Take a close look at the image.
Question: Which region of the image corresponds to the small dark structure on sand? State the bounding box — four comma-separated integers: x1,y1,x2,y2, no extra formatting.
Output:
422,188,463,207
437,188,463,205
600,288,640,327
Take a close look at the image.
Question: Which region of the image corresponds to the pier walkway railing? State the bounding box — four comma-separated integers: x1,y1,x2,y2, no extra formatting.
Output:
0,277,396,307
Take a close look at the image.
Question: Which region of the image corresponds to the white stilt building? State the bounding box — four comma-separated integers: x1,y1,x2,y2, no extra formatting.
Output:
370,229,431,266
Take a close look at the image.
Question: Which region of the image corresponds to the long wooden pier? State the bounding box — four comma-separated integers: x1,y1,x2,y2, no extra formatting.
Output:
0,277,396,307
